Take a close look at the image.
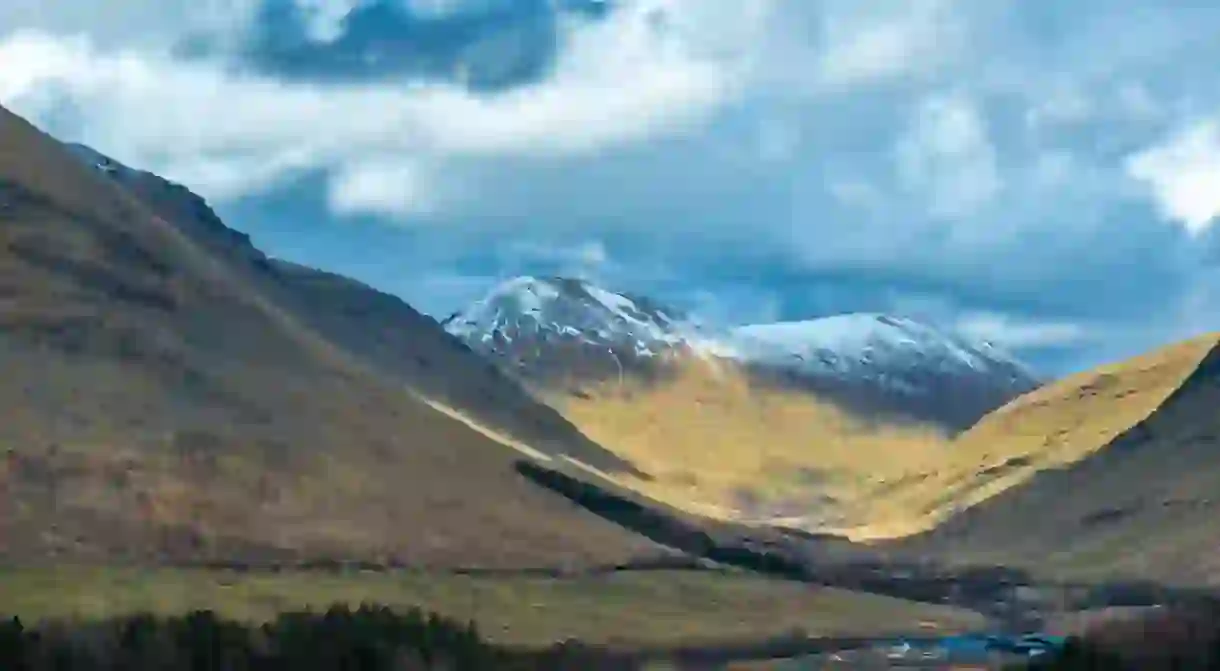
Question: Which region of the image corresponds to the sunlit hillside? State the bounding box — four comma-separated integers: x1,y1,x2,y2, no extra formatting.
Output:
550,335,1219,540
551,356,954,533
877,333,1220,536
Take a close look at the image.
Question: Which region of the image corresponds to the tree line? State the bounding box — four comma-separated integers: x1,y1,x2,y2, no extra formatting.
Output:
0,604,639,670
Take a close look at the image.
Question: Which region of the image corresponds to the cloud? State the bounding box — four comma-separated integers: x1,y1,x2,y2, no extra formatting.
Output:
5,0,1220,376
0,0,263,51
1127,121,1220,235
952,311,1090,349
894,92,1001,220
401,0,511,21
0,2,736,201
294,0,364,43
328,157,440,216
812,0,965,90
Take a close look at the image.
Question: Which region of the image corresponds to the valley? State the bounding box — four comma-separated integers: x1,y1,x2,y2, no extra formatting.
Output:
1,92,1219,669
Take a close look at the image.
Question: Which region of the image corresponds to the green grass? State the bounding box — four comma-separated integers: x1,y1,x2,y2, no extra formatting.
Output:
0,567,985,646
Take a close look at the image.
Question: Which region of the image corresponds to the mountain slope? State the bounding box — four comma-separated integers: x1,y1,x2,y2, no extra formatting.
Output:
0,105,655,567
442,275,714,391
64,145,631,474
555,356,955,532
444,276,1042,536
892,334,1220,584
444,276,1038,430
730,314,1037,429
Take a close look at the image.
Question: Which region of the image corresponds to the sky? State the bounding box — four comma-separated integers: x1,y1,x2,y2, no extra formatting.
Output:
3,0,1220,375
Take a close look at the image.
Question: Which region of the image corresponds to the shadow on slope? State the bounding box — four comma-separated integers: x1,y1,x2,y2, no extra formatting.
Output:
897,339,1220,585
0,105,653,568
64,143,637,476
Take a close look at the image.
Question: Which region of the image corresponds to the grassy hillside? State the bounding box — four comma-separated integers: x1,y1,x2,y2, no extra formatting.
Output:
0,567,986,646
550,337,1218,546
897,338,1220,584
0,103,654,567
550,357,954,534
64,143,637,477
868,334,1219,535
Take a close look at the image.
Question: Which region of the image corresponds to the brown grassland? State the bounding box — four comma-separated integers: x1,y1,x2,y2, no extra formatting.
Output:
0,102,655,568
0,567,985,647
551,336,1216,548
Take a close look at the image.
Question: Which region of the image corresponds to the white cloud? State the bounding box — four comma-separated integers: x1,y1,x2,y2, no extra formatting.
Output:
0,0,262,51
953,312,1090,349
295,0,364,43
813,0,964,90
0,1,739,203
328,158,439,217
1127,121,1220,235
895,93,1001,219
500,239,612,280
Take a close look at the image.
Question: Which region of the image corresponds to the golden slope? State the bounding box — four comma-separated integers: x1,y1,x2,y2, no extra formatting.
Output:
872,333,1220,536
549,336,1218,541
550,357,954,531
899,338,1220,583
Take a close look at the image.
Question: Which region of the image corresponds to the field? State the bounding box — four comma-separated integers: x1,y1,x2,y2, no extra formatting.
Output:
0,568,986,647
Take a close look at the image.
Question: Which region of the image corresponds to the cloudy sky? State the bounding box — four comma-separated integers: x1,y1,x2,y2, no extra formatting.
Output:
3,0,1220,375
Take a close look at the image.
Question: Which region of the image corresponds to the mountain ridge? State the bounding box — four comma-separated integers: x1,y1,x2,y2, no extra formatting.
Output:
890,333,1220,584
444,274,1040,430
0,104,658,567
62,144,638,476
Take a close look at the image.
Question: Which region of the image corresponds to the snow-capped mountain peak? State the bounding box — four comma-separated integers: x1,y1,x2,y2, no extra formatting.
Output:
729,313,1033,381
442,275,701,360
721,313,1039,427
444,278,1040,427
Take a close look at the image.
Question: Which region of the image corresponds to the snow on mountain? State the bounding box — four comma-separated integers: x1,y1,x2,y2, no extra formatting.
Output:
444,276,1040,425
443,275,715,359
728,313,1036,389
720,313,1039,427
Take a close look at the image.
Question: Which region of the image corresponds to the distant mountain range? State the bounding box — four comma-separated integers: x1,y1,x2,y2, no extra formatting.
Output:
443,275,1040,429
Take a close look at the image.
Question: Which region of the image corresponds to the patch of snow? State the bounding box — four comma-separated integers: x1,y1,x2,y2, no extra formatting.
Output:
718,312,1037,393
584,283,638,321
444,277,1037,398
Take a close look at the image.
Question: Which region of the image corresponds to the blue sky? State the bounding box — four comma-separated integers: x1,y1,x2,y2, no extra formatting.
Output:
3,0,1220,375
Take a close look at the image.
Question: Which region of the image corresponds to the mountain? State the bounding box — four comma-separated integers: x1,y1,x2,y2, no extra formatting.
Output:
891,333,1220,585
442,275,718,391
444,276,1040,535
443,275,1039,429
728,314,1038,429
0,105,657,567
62,144,637,474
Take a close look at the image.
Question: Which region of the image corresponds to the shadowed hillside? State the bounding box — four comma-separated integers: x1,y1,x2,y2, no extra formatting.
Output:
0,104,655,567
63,143,635,476
895,336,1220,585
853,334,1218,536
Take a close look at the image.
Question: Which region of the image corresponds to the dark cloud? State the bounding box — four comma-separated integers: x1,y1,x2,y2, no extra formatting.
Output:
234,0,610,91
